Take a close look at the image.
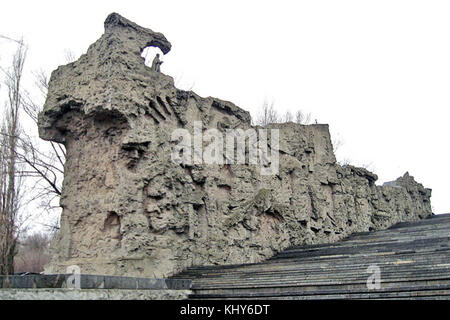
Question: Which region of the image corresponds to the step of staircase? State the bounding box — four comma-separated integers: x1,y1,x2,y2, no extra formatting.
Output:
172,213,450,300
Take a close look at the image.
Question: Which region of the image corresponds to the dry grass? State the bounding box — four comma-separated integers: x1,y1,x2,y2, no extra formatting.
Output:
14,233,51,273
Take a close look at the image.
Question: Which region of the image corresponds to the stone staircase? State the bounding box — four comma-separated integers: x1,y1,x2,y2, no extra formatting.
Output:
173,214,450,300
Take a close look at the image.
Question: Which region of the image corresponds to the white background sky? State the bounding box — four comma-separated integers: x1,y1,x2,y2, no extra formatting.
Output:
1,0,449,215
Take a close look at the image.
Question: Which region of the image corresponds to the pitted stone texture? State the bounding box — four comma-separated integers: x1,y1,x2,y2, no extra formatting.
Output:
0,274,190,290
0,289,191,300
38,13,432,278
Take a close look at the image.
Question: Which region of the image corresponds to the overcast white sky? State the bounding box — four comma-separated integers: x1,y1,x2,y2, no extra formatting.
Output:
1,0,449,214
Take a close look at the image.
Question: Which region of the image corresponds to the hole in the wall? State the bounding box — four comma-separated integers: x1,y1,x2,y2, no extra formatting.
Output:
103,211,122,241
310,226,320,234
141,47,164,67
193,203,204,211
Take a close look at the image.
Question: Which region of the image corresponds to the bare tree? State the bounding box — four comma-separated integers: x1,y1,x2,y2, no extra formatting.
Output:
0,38,65,275
255,100,280,126
16,131,63,230
13,56,64,233
254,101,314,126
0,39,26,274
338,157,352,167
63,49,76,64
19,68,64,215
282,110,293,122
295,110,312,125
332,137,344,154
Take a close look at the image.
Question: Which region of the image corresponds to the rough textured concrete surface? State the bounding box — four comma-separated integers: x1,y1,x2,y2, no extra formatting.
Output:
0,289,191,300
38,13,432,278
0,274,190,290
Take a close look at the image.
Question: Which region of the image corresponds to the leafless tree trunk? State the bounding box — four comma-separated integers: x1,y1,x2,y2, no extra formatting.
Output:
0,39,26,275
2,36,64,234
0,37,65,273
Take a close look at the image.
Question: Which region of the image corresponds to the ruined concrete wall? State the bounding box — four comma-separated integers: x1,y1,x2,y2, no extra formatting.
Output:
38,13,432,278
0,289,191,300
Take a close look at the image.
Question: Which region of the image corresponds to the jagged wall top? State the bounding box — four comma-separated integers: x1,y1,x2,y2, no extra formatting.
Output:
104,12,172,54
38,13,173,143
38,12,251,144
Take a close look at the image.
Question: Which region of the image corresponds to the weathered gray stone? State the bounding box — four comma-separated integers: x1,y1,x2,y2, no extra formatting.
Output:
0,274,190,290
38,13,432,278
0,288,191,300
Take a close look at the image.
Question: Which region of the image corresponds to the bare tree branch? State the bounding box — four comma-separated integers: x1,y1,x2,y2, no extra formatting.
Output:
0,38,64,273
0,39,26,274
254,101,314,126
